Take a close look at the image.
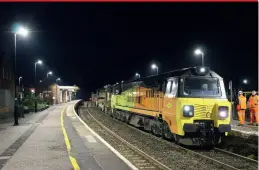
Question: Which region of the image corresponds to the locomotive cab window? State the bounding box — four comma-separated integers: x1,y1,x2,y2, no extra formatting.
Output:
181,77,222,98
166,77,178,97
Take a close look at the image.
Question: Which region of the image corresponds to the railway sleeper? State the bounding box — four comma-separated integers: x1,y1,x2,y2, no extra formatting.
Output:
133,160,147,163
139,166,156,169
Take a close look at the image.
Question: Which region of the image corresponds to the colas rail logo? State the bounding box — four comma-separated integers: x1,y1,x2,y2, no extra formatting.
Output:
166,103,172,108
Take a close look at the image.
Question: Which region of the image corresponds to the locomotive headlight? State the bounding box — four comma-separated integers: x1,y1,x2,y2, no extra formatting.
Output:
218,106,229,120
183,105,194,117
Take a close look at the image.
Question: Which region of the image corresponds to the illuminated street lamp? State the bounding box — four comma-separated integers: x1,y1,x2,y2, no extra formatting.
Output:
135,73,140,79
194,48,204,67
18,76,24,117
13,26,29,126
34,60,43,113
19,76,22,87
56,78,61,105
151,64,158,75
242,79,248,84
47,71,52,78
35,60,42,85
39,80,42,83
56,77,61,83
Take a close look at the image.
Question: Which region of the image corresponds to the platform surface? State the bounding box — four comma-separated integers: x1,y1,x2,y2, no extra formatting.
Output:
0,101,133,170
231,119,258,136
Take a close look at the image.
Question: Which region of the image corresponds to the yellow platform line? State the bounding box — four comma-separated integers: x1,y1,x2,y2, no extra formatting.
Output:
61,106,80,170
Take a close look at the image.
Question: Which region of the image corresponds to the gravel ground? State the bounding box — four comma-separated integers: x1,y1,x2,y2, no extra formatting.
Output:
79,106,230,170
196,149,258,170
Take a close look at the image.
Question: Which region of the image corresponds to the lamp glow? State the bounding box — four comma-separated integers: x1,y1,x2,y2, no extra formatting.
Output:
17,27,28,37
151,64,157,69
195,49,203,55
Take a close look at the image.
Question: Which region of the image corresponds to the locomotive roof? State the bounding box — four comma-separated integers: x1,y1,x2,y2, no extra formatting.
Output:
110,66,222,87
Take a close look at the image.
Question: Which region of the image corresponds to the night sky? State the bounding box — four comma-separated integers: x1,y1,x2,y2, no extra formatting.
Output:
0,3,257,98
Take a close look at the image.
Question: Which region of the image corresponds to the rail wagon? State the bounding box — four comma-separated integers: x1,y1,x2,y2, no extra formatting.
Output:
96,88,106,109
110,66,231,145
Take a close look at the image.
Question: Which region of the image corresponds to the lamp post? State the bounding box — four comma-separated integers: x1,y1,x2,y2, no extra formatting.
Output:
56,78,61,104
13,26,29,126
18,76,23,113
18,76,22,87
135,73,140,79
46,71,53,105
34,60,42,113
47,71,52,78
35,60,42,85
151,64,158,75
194,48,204,67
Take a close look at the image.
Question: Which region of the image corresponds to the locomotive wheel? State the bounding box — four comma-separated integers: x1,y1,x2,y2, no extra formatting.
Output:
151,124,162,137
173,134,180,144
111,108,115,118
163,122,173,140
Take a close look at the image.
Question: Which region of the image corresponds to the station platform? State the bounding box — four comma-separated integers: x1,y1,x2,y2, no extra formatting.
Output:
0,101,134,170
231,119,258,137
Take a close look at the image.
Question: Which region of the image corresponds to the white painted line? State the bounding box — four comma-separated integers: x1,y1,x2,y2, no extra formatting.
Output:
85,135,97,143
232,128,258,136
72,101,138,170
0,156,11,160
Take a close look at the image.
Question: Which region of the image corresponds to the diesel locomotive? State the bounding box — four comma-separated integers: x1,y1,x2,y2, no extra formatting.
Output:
98,66,232,145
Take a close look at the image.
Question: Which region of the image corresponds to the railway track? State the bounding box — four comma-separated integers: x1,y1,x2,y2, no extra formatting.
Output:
80,109,170,170
193,147,258,170
80,105,258,170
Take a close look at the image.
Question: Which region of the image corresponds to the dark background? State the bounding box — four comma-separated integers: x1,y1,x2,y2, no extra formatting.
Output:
0,3,257,99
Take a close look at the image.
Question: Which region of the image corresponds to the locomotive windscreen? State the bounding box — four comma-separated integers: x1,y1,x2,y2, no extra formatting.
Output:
182,77,222,98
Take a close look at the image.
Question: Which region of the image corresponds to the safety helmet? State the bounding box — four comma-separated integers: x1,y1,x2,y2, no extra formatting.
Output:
238,91,243,95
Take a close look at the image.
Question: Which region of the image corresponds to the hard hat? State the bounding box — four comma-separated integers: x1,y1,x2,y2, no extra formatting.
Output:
238,91,243,94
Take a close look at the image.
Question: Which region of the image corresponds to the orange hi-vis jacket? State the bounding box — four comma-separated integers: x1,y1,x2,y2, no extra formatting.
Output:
248,95,258,109
238,95,247,110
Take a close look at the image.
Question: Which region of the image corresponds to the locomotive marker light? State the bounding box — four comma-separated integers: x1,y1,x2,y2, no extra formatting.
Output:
200,67,205,73
183,105,194,117
151,64,159,75
194,48,204,67
218,106,229,120
195,66,210,75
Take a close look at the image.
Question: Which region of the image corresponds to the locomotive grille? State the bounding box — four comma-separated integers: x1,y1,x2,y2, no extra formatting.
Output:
194,104,214,119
